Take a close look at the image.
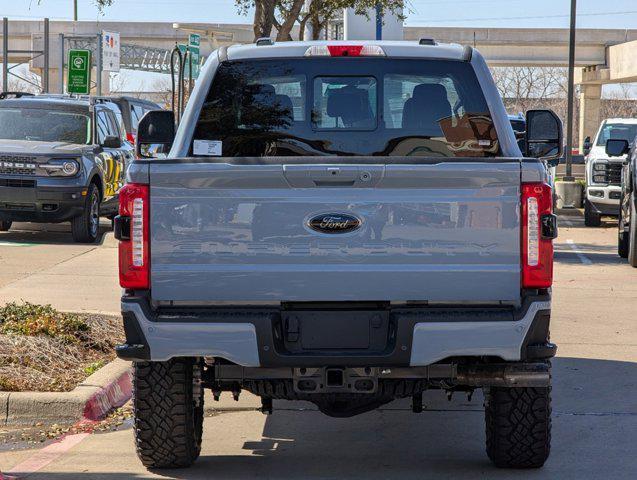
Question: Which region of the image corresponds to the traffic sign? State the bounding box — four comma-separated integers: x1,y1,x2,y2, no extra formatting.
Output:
67,49,91,95
102,31,121,72
178,43,201,80
189,48,201,79
189,33,200,48
186,33,201,79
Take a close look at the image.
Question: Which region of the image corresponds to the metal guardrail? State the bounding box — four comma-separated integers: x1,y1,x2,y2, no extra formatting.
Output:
66,38,174,74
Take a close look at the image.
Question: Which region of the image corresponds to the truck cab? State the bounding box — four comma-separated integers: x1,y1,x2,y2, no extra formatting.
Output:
584,118,637,227
606,134,637,266
114,40,562,471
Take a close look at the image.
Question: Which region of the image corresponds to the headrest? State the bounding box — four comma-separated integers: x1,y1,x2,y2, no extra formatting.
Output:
275,94,293,113
252,84,276,96
412,83,448,101
326,86,370,122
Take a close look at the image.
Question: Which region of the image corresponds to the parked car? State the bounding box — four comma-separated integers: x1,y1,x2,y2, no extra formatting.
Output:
606,136,637,266
94,96,162,145
0,94,134,242
583,118,637,226
115,40,561,470
508,112,526,136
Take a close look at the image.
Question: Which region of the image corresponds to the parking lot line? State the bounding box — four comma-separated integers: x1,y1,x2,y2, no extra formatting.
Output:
566,239,593,265
0,242,34,247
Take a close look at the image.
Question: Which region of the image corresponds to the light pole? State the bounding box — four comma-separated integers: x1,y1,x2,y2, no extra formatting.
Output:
564,0,577,181
73,0,78,21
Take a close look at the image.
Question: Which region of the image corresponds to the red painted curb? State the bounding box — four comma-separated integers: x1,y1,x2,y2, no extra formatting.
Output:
4,432,91,478
82,368,133,421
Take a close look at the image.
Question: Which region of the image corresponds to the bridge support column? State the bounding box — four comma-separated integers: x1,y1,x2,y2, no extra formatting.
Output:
45,68,62,93
578,83,602,153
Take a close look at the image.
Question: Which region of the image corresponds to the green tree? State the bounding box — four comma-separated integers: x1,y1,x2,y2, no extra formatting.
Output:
90,0,405,43
237,0,405,42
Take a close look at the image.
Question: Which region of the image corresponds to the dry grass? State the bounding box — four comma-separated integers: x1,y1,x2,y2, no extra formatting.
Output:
0,303,123,392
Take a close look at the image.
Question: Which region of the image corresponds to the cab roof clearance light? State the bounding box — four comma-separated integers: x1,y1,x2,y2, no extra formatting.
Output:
304,45,386,57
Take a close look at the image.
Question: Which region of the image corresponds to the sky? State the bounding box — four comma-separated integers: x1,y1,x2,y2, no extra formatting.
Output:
3,0,637,95
2,0,637,29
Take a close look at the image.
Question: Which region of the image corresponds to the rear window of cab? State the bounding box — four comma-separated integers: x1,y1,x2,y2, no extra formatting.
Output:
193,58,499,158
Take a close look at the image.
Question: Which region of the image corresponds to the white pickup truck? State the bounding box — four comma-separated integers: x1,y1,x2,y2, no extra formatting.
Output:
583,118,637,226
114,40,562,470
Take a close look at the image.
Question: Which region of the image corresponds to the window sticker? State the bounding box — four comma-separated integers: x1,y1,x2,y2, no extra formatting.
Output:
193,139,222,156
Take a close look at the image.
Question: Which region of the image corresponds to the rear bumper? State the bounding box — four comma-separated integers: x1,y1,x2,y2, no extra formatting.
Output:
117,295,555,367
0,181,86,222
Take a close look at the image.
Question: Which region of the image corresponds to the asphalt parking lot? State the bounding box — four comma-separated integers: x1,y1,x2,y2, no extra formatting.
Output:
0,211,636,479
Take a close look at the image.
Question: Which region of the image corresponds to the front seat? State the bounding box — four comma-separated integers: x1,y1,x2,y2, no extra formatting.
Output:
326,86,375,128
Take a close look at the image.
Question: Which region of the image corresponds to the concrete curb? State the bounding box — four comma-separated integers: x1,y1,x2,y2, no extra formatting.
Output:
1,359,132,425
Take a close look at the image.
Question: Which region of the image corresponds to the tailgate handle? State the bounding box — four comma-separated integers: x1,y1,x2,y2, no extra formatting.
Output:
313,180,356,187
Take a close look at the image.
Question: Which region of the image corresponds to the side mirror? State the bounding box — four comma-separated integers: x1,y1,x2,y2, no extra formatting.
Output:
583,136,592,156
101,135,122,149
136,110,175,159
525,109,563,161
605,139,629,157
546,157,560,168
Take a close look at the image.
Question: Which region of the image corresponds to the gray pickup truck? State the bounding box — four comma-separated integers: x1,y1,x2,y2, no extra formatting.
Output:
114,40,562,470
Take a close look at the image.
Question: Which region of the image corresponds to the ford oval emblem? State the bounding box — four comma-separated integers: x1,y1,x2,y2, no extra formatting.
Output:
308,213,362,234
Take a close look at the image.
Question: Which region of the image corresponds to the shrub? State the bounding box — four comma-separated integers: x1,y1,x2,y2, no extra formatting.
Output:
0,302,89,344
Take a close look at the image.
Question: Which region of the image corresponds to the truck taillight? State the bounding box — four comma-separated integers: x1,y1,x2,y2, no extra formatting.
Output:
521,183,557,288
304,45,386,57
116,183,149,289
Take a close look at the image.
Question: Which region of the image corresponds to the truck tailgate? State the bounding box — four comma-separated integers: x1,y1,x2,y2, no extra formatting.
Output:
149,160,521,303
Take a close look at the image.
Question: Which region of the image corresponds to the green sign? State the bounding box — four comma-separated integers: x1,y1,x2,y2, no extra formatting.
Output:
189,33,200,48
67,49,91,94
178,43,201,80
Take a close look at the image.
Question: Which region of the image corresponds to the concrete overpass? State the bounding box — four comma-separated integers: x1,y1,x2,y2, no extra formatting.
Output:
405,26,637,67
575,39,637,149
3,21,636,67
2,20,637,148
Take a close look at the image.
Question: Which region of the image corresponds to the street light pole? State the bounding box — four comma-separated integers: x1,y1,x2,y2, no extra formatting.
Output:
73,0,78,21
564,0,577,181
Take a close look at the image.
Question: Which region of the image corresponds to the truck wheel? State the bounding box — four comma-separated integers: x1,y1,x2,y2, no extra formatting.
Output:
0,220,11,232
628,200,637,268
485,386,551,468
584,199,601,227
71,183,100,243
133,358,204,469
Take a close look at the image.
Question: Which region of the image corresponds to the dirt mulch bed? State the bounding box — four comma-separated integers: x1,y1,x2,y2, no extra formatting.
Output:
0,302,123,392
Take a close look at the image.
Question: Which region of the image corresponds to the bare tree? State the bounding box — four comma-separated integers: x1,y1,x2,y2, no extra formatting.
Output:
0,70,42,94
150,78,174,110
491,66,567,112
601,84,637,119
492,66,637,145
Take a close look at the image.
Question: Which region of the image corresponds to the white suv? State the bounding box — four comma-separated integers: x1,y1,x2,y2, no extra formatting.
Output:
584,118,637,226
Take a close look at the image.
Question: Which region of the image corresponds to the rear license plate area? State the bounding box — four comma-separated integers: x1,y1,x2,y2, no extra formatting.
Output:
280,310,390,353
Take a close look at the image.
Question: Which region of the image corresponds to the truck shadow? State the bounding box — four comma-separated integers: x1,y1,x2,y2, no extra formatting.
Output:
5,361,635,480
0,221,111,246
556,210,617,230
554,242,625,265
170,356,635,480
